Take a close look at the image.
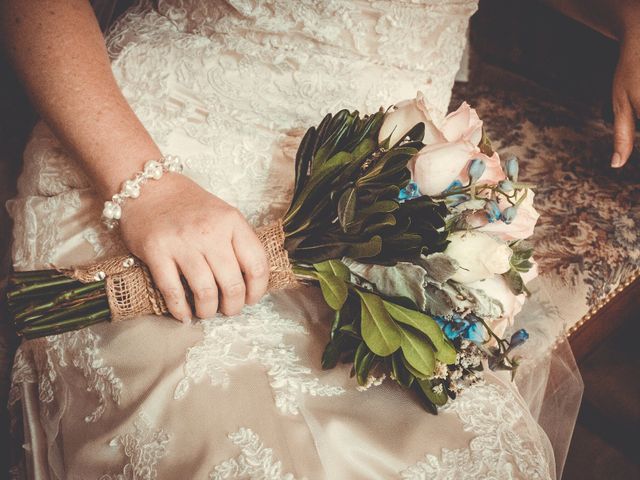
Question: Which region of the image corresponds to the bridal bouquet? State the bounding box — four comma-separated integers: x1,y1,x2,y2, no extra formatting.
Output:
6,92,539,413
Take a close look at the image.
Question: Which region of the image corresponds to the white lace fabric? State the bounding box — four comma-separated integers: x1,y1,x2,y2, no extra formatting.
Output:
7,0,557,478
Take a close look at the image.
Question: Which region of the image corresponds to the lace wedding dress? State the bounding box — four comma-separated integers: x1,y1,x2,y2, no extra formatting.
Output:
7,1,558,478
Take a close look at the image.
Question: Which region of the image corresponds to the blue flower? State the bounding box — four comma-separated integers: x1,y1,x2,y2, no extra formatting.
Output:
501,206,518,224
505,155,519,182
398,181,421,202
498,180,514,192
485,200,501,223
468,159,486,183
445,180,463,192
436,315,487,344
509,329,529,348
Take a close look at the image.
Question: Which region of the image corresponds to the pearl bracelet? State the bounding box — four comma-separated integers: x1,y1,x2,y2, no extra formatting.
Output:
102,155,184,229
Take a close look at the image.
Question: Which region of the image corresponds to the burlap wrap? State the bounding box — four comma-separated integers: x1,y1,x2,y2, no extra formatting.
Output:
66,221,296,322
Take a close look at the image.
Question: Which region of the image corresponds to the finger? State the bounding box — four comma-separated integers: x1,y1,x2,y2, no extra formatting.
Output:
175,253,218,319
205,251,246,316
612,91,634,168
145,257,192,323
232,224,269,305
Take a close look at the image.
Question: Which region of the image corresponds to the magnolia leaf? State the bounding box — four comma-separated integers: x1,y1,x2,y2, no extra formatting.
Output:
413,386,438,415
354,342,376,386
357,290,401,356
391,352,415,388
316,270,348,311
356,200,399,219
347,235,383,259
401,354,430,380
417,379,448,406
314,259,351,281
338,187,357,232
321,332,352,370
339,324,359,337
293,126,317,200
382,301,456,364
363,214,397,234
330,310,342,339
399,326,436,377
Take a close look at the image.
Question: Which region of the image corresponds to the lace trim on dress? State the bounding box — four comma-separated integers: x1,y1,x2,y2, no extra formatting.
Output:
100,412,171,480
174,300,345,415
10,330,123,423
209,427,299,480
400,382,552,480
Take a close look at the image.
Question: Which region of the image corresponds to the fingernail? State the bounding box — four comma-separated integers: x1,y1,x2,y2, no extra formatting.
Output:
182,315,192,325
611,152,622,168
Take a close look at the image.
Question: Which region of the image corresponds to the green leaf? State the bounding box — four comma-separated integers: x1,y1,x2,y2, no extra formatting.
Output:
479,127,493,156
292,126,317,201
356,200,400,218
502,268,528,296
338,187,357,233
356,290,401,356
417,379,448,407
316,270,348,311
401,354,430,380
391,352,415,388
382,301,456,364
399,326,436,377
413,383,438,415
346,235,383,259
354,342,376,386
314,259,351,281
321,333,353,370
284,151,352,227
363,214,396,234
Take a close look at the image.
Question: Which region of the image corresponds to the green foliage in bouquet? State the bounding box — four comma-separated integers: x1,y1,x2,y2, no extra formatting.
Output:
283,109,449,264
6,107,464,413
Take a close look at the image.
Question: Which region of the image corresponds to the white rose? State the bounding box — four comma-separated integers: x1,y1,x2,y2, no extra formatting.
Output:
378,91,443,147
445,231,512,284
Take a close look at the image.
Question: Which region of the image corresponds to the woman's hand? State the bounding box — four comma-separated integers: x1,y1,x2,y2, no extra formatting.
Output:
611,28,640,168
119,174,269,323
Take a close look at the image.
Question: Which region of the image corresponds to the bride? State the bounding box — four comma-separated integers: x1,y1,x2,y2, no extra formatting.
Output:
1,0,637,478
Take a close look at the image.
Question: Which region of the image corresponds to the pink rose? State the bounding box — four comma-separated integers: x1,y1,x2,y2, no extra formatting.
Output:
439,102,483,145
378,91,443,147
409,102,490,196
469,189,540,241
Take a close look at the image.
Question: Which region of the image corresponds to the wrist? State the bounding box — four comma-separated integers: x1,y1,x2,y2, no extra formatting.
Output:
101,155,185,229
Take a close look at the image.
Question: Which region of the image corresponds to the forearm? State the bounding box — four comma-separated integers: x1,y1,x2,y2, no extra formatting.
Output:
543,0,640,41
0,0,161,199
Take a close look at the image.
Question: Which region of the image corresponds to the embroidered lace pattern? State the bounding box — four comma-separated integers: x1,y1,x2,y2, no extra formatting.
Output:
400,382,552,480
100,412,171,480
9,329,123,423
209,427,298,480
174,300,345,415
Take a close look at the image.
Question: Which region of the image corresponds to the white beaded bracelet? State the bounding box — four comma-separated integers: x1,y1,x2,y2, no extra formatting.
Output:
101,155,184,229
